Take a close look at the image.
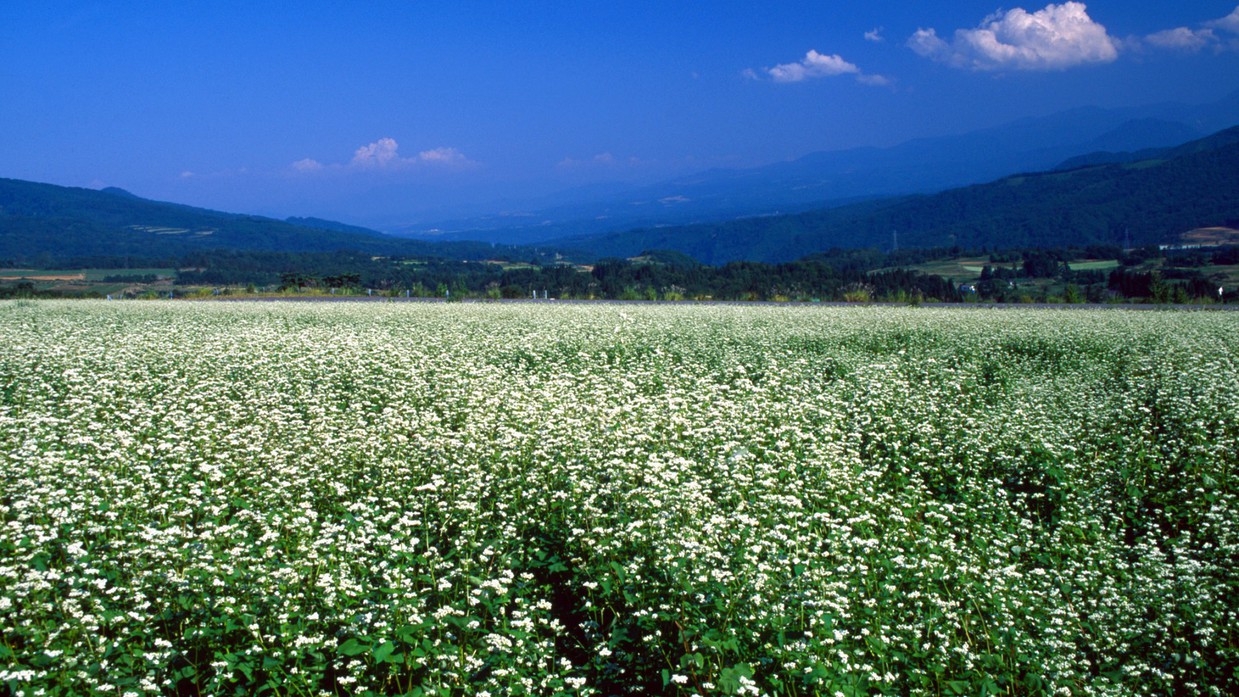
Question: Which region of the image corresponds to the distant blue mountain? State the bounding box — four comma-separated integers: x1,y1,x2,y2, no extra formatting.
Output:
390,91,1239,245
544,125,1239,264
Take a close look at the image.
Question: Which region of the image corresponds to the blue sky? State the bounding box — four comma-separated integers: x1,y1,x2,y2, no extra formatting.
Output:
3,1,1238,227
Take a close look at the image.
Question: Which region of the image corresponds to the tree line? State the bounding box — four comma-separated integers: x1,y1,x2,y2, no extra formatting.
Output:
4,243,1233,303
171,244,1233,303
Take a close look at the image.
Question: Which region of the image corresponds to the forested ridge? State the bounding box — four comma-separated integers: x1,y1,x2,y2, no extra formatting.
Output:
552,127,1239,263
0,178,520,263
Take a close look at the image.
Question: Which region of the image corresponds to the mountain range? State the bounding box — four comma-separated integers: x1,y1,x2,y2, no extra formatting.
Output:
546,126,1239,264
2,94,1238,267
388,91,1239,245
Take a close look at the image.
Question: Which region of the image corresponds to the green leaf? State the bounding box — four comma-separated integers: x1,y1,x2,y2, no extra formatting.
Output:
373,640,395,663
339,638,368,656
946,679,971,694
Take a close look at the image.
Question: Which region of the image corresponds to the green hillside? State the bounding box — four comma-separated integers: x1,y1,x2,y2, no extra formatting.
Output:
555,126,1239,264
0,179,506,264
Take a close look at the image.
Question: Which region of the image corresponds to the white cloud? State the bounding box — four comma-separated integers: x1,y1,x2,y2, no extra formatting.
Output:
909,2,1118,71
908,28,953,63
768,50,860,82
864,27,884,43
292,138,475,174
291,158,324,173
1135,5,1239,53
416,147,470,166
1208,6,1239,34
755,49,888,87
351,138,405,168
1144,27,1215,51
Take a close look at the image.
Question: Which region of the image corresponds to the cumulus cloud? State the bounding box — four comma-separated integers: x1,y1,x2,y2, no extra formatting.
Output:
291,158,324,173
350,138,405,168
864,27,884,43
1209,6,1239,34
909,2,1118,71
1139,5,1239,52
292,138,475,174
768,50,860,82
753,49,888,87
1144,27,1216,51
907,28,951,61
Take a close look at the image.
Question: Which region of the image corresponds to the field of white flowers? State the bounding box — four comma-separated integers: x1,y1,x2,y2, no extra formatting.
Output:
0,300,1235,696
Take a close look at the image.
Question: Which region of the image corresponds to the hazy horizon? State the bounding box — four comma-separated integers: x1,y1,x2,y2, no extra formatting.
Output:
4,2,1239,229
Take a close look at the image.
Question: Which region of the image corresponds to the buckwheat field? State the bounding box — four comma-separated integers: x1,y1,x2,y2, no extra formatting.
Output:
1,300,1235,697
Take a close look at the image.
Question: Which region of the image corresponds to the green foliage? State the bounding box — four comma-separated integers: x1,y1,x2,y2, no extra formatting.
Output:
170,248,964,302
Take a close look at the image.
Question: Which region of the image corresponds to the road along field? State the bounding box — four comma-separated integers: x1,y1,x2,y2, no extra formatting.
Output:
0,301,1235,696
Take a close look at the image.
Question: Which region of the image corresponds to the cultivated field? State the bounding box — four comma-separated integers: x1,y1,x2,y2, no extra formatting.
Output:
0,301,1235,696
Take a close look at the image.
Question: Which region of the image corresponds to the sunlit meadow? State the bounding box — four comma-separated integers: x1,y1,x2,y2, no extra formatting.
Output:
0,300,1235,696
